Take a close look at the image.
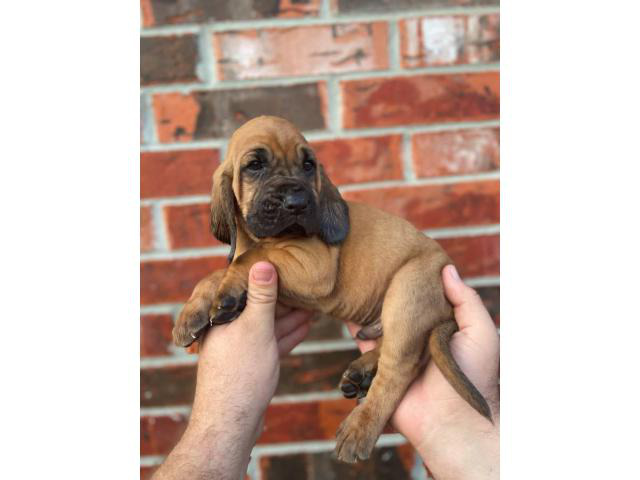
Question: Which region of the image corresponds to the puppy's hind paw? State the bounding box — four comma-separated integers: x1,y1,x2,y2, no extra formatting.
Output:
334,407,378,463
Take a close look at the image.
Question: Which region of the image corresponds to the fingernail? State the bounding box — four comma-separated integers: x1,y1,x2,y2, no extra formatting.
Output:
251,262,274,284
448,265,461,282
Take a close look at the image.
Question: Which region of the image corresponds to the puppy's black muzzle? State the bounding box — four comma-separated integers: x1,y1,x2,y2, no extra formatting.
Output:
248,179,319,238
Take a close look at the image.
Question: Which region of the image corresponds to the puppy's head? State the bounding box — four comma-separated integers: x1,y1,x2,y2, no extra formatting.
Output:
210,116,349,260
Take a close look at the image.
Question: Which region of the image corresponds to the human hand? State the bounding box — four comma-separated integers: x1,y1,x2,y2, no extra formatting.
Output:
347,265,499,480
154,262,312,480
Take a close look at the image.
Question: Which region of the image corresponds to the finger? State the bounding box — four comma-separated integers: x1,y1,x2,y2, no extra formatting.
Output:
242,262,278,331
442,264,495,332
274,310,313,341
278,321,311,357
345,322,377,353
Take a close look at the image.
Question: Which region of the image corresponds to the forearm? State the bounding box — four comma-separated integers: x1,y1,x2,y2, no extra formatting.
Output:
153,418,259,480
418,412,499,480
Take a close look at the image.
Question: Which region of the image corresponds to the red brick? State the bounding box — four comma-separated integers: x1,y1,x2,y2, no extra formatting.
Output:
278,349,359,395
400,14,499,68
141,256,227,305
141,414,189,456
412,128,499,178
141,149,219,199
164,203,222,250
142,0,320,27
214,22,389,80
438,234,499,277
153,83,327,143
141,35,199,86
477,286,500,326
259,398,353,444
311,135,403,185
140,96,147,144
341,72,499,129
141,207,154,252
333,0,498,14
141,365,196,407
140,466,158,480
141,314,175,357
343,180,499,230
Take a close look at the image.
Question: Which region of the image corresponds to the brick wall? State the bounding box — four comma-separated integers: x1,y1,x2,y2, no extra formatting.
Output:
140,1,499,478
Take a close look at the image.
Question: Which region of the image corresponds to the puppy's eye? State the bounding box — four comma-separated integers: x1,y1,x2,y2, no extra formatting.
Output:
247,159,265,171
302,159,315,173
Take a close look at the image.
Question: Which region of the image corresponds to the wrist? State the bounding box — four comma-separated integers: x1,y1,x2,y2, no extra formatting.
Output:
170,416,258,479
417,412,499,480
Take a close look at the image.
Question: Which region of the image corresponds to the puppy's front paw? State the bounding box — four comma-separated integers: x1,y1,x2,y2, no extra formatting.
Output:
173,300,210,347
209,289,247,325
334,406,379,463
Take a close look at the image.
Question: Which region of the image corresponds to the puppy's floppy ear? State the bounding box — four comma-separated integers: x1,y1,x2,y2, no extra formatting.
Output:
210,163,237,262
317,165,349,245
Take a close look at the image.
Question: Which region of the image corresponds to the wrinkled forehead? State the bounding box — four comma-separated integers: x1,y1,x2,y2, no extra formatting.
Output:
228,122,310,166
234,133,306,157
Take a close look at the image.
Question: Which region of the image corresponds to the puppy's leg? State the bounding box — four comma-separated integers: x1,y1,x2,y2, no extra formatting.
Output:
335,254,450,463
339,345,380,399
208,243,337,324
173,270,225,347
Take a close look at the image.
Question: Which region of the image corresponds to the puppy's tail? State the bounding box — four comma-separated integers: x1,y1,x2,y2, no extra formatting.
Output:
429,319,493,422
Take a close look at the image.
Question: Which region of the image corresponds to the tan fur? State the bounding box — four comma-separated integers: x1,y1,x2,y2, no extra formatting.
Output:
172,116,491,463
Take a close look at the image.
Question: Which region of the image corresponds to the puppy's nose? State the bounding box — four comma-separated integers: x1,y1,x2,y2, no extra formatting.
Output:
283,190,309,213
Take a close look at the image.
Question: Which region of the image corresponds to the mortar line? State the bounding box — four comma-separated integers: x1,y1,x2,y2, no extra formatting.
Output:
140,338,356,370
140,303,183,315
140,6,500,37
247,455,259,480
290,339,357,355
269,390,346,405
141,355,198,369
150,202,170,251
412,452,430,480
465,276,500,287
140,455,165,467
140,245,230,261
320,0,332,19
337,170,499,192
424,224,500,239
140,391,346,419
140,405,192,417
196,24,217,85
140,62,499,95
140,92,158,145
388,18,402,70
140,139,226,152
250,433,407,457
140,195,210,207
327,77,341,133
141,119,500,151
402,132,416,181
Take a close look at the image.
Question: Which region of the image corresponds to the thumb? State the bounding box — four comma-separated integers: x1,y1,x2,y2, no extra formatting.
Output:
442,264,494,333
243,262,278,326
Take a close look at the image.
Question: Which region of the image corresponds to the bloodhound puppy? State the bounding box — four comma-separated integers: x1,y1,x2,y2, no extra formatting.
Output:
173,116,492,463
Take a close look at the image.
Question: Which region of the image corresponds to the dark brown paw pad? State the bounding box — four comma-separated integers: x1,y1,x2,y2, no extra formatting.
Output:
210,291,247,325
340,369,375,399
